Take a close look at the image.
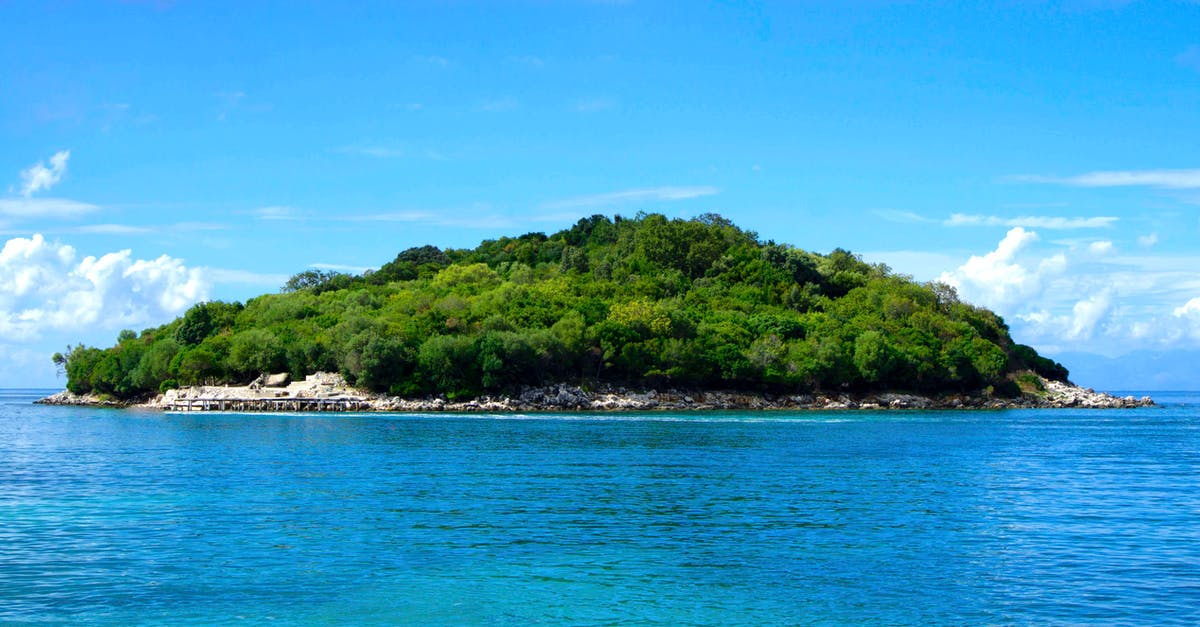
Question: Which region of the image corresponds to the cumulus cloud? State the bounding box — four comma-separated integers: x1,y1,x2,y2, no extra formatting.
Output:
1173,297,1200,318
938,227,1120,346
937,227,1065,310
1068,291,1114,339
0,234,208,340
1017,291,1114,342
19,151,70,197
1124,296,1200,345
3,151,98,221
945,213,1117,229
939,226,1200,355
1138,233,1159,247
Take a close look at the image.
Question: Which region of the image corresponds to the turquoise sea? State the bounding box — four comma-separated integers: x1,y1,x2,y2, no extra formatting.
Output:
2,389,1198,625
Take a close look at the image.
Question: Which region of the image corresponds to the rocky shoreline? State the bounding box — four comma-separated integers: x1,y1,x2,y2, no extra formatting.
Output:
35,372,1155,412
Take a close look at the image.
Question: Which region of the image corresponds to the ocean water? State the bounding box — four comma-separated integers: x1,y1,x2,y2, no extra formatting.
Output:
2,389,1199,625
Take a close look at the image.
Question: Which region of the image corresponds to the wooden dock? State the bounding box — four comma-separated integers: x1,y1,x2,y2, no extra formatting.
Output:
166,397,370,412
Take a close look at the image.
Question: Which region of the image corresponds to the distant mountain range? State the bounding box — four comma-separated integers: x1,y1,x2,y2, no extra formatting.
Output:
1053,350,1200,392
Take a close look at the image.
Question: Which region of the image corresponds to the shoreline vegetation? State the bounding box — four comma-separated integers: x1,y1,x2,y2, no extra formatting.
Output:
37,371,1153,411
43,213,1148,412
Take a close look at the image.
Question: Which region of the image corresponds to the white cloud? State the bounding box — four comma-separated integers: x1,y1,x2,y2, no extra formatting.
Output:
0,234,208,340
1138,233,1159,247
940,226,1200,356
937,227,1061,310
945,213,1117,229
1068,291,1113,339
1017,291,1114,343
252,206,306,221
1018,169,1200,189
0,198,98,219
19,151,70,197
1122,295,1200,345
1173,297,1200,318
542,186,720,209
873,209,934,224
3,152,97,222
74,224,154,235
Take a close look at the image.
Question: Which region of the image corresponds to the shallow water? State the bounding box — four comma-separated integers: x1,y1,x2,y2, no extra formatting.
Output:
2,389,1199,625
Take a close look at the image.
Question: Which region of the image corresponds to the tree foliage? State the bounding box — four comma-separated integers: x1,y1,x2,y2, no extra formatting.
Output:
59,213,1068,400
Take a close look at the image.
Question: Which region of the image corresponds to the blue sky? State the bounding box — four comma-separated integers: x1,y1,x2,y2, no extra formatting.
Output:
3,0,1200,388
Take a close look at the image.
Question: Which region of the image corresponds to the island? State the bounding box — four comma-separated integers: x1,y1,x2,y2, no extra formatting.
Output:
39,213,1153,411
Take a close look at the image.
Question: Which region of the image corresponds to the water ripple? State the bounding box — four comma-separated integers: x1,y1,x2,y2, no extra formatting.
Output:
1,392,1198,624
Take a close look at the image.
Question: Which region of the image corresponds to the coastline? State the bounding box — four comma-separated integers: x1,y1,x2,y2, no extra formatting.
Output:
35,372,1155,412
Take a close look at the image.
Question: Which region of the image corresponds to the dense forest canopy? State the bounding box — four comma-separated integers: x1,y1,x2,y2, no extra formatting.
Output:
54,213,1069,400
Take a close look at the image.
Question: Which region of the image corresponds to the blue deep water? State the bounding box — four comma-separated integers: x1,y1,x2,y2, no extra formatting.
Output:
2,388,1199,625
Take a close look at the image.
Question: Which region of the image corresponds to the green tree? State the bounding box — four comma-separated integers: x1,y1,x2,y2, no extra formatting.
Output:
417,334,480,397
54,212,1071,401
228,329,285,379
175,304,213,346
341,329,414,393
171,345,223,385
853,330,897,384
130,338,180,392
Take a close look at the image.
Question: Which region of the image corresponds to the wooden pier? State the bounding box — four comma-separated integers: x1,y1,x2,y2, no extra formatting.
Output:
166,397,370,412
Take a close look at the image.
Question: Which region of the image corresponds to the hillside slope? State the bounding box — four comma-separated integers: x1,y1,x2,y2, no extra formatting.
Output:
55,213,1070,401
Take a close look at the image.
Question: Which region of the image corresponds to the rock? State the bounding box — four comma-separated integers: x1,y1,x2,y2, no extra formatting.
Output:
34,390,130,408
39,368,1158,414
